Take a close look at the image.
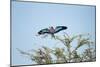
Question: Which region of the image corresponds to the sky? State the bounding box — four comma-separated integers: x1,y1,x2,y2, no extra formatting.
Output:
11,1,96,66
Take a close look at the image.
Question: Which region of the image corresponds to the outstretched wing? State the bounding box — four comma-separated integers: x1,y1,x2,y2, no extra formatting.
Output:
55,26,67,33
38,28,50,35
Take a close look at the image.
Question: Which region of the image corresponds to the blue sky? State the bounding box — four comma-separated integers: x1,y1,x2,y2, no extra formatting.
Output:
11,1,96,66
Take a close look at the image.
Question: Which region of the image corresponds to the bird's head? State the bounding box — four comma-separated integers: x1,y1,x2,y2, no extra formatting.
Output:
49,26,54,30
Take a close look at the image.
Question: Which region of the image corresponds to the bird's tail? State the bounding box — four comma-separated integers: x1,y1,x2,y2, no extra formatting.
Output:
51,34,55,38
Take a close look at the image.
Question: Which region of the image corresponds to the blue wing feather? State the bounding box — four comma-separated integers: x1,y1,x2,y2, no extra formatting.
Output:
38,28,50,35
55,26,67,33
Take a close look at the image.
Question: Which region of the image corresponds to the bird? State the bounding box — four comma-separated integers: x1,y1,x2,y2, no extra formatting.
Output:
37,26,67,38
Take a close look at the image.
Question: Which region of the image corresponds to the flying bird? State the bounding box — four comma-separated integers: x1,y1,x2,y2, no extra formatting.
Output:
38,26,67,38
